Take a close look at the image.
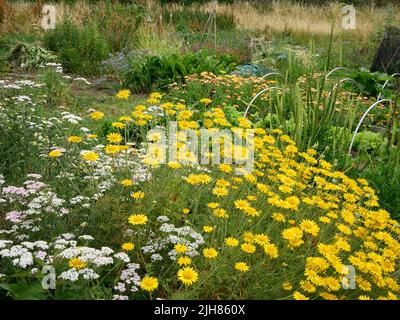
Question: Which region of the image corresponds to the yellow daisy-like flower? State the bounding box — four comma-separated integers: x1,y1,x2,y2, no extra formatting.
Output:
182,208,190,214
68,136,82,143
207,202,219,209
174,244,188,253
241,243,256,254
213,208,228,218
234,199,251,211
282,281,293,291
107,132,123,144
243,232,255,243
300,219,320,237
212,187,228,197
225,237,239,247
219,164,232,173
203,248,218,259
136,119,148,126
131,191,145,200
293,291,309,300
282,227,303,241
149,92,162,100
203,225,214,233
177,256,192,266
319,216,331,224
167,161,182,169
121,242,134,251
81,151,99,162
300,280,316,293
128,214,148,225
68,257,86,270
90,111,104,121
147,97,160,105
234,262,249,272
48,149,62,158
116,89,131,100
177,267,199,285
140,276,158,292
121,179,134,187
272,212,286,222
254,233,270,245
104,145,120,154
119,116,132,122
264,243,279,258
200,98,212,105
112,121,125,129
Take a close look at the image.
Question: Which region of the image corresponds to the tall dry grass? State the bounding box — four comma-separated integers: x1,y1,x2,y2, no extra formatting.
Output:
1,1,399,43
232,2,349,33
0,0,92,36
178,1,399,42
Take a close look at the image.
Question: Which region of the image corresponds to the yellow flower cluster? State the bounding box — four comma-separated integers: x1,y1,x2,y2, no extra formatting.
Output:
86,91,399,300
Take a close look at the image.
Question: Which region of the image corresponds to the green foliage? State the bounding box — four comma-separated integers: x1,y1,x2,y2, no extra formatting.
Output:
123,50,238,92
342,68,394,97
0,51,10,73
180,29,252,65
92,2,145,52
252,37,323,81
44,19,110,75
353,147,400,220
7,42,57,70
0,67,71,183
162,7,236,32
354,131,386,152
38,66,72,109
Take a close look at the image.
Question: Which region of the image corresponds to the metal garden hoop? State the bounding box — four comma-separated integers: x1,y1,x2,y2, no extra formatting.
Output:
348,99,393,155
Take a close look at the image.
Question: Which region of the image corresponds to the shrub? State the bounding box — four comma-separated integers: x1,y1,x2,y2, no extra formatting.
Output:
91,1,145,52
341,68,394,98
44,19,110,75
123,50,238,92
7,42,57,70
251,37,323,80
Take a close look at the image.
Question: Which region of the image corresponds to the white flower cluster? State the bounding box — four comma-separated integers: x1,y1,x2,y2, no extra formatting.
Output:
76,145,151,200
0,175,69,236
58,246,114,267
59,268,100,281
0,79,45,90
0,231,134,287
141,218,204,261
61,112,83,125
73,77,91,85
42,62,63,73
0,240,51,269
113,263,141,299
